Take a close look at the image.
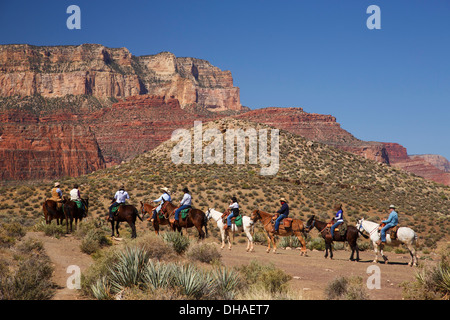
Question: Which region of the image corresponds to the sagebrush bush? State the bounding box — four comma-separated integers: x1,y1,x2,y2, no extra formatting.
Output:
186,242,221,264
324,276,368,300
238,260,291,294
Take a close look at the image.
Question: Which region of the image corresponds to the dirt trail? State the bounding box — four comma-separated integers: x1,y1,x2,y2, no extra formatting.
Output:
26,228,420,300
219,242,418,300
26,232,93,300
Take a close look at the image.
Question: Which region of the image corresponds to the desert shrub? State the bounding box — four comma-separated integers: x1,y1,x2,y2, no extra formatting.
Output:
324,276,368,300
238,260,291,294
0,255,54,300
307,237,325,251
0,222,26,248
161,231,190,255
186,242,221,264
34,220,66,238
401,248,450,300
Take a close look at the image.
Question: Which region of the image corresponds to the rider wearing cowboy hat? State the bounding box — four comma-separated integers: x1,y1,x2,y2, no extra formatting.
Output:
151,187,171,222
273,197,289,234
377,204,399,245
108,185,130,221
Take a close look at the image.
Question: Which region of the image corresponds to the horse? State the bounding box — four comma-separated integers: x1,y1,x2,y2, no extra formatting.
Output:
356,218,418,266
160,201,207,240
63,198,89,233
305,215,363,261
110,204,143,239
140,201,171,235
43,199,66,226
205,208,255,252
250,209,307,255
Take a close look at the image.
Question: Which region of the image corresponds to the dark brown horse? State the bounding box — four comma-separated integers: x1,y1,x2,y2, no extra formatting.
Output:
305,215,364,261
110,204,143,239
43,199,66,226
63,198,89,233
140,201,171,235
161,201,208,240
250,209,307,255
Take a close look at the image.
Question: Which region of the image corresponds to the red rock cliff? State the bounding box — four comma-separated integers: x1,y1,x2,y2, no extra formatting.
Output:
0,44,242,112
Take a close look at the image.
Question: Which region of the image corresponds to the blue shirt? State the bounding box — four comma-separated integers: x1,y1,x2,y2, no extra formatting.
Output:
277,202,289,216
383,210,398,225
335,210,343,222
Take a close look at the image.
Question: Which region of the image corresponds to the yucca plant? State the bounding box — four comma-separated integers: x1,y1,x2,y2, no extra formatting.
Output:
142,260,174,291
90,276,113,300
108,246,151,293
171,263,213,299
162,231,190,255
211,266,243,299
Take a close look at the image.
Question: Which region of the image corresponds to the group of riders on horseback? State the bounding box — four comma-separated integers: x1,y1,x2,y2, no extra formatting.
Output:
45,182,401,251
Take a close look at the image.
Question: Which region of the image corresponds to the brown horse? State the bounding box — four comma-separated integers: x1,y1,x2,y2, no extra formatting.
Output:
305,215,364,261
43,199,66,226
161,201,208,240
140,201,171,235
110,204,143,239
63,198,89,233
250,209,307,255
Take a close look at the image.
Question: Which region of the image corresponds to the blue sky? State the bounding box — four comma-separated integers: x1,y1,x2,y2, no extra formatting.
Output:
1,0,449,159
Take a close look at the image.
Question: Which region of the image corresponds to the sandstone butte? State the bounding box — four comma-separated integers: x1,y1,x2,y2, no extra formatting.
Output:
0,43,448,186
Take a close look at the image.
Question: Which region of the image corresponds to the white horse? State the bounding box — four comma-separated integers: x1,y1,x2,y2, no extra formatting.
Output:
205,208,255,252
356,218,418,266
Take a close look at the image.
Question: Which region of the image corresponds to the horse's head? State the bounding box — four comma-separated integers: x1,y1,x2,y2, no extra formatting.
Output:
356,218,365,232
250,209,261,222
205,208,212,220
305,215,316,232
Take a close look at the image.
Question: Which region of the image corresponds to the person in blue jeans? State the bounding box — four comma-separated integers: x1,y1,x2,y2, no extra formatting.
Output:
225,197,239,230
377,204,398,245
330,203,344,239
174,187,192,224
274,197,289,233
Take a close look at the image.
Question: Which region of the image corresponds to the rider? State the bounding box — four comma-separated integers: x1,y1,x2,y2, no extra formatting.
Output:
174,187,192,225
70,184,86,217
51,182,64,210
108,185,130,221
377,204,398,245
330,203,344,239
225,196,240,230
151,187,171,222
274,197,289,234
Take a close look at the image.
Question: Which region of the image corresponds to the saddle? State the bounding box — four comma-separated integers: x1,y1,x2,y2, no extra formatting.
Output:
326,221,348,238
221,212,243,227
271,215,293,228
380,223,399,240
111,203,124,215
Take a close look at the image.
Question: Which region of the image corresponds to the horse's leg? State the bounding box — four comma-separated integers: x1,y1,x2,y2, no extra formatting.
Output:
129,221,137,239
227,230,232,250
373,242,379,263
329,243,333,259
220,227,226,249
407,243,417,267
324,242,329,258
116,221,120,237
110,220,115,237
264,230,271,253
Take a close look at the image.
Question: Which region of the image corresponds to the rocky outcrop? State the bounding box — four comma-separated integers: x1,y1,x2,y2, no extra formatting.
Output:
410,154,450,173
0,110,105,180
0,44,241,112
235,107,390,163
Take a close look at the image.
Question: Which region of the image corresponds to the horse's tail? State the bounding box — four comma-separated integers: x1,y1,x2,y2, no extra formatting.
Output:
135,207,143,221
203,213,208,238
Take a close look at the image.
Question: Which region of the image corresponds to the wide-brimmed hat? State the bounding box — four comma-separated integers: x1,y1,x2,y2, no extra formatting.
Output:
119,185,125,190
279,197,287,202
54,182,60,187
389,204,396,209
161,187,171,194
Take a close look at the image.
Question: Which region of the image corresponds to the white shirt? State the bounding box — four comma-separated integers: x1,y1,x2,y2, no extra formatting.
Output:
70,188,81,201
154,193,171,203
229,202,239,209
114,190,130,203
180,193,192,206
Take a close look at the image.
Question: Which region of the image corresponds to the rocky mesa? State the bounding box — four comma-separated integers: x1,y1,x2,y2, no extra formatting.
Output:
0,44,242,111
